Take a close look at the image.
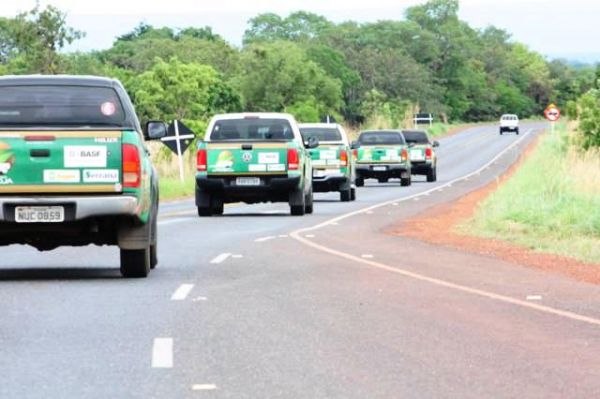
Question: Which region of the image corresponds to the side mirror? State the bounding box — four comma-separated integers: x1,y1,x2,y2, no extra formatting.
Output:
350,141,361,150
305,136,319,149
144,121,168,140
433,141,440,147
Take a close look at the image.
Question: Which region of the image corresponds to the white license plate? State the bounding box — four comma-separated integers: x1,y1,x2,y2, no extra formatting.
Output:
15,206,65,223
373,166,388,171
236,177,261,186
410,150,425,161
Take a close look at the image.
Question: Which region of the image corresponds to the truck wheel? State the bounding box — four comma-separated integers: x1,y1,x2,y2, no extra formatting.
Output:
426,166,437,182
340,188,351,202
289,187,306,216
197,206,212,217
401,175,412,187
350,187,357,201
516,128,520,135
499,130,503,135
304,186,314,214
150,244,158,269
211,196,224,215
120,247,150,278
355,177,364,187
291,203,305,216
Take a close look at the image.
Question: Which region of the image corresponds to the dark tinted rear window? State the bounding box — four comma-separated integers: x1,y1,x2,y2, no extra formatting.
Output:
358,131,404,145
210,118,294,141
402,130,430,144
0,85,125,126
300,127,342,142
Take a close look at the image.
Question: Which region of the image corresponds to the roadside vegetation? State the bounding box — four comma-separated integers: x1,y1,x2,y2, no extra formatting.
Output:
461,120,600,264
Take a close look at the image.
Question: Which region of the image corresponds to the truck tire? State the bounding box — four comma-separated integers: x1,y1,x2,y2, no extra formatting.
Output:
401,174,412,187
289,187,306,216
211,196,224,215
355,177,364,187
426,166,437,182
197,206,212,217
150,244,158,269
120,247,150,278
305,187,314,214
340,188,351,202
350,187,357,201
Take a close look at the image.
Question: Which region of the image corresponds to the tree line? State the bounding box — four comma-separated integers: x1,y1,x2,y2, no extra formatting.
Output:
1,0,599,139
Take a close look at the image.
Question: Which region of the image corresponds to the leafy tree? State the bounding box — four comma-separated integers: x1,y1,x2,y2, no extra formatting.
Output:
578,90,600,148
234,41,342,120
129,57,240,123
4,4,84,73
244,11,332,44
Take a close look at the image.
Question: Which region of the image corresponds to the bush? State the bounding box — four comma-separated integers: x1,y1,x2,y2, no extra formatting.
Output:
578,90,600,149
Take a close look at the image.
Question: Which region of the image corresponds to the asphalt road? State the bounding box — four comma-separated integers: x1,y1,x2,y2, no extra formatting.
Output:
2,122,599,398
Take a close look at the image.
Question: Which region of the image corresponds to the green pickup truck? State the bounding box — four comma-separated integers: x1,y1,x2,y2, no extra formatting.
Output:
0,75,165,278
355,130,412,186
402,130,440,182
196,113,317,216
299,123,357,202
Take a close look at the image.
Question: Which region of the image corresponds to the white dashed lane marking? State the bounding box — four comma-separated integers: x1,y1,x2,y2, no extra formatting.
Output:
151,338,173,368
255,236,276,243
192,384,218,391
171,284,194,301
210,253,231,264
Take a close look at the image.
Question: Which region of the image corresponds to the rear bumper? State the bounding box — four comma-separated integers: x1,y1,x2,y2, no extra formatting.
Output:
197,175,300,192
410,161,434,174
312,171,349,192
356,163,410,178
196,175,301,204
0,195,139,222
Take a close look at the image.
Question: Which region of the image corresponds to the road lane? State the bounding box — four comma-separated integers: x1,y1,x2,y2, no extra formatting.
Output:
4,122,598,398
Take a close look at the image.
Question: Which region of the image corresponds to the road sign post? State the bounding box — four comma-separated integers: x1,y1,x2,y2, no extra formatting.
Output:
413,113,433,128
160,120,196,183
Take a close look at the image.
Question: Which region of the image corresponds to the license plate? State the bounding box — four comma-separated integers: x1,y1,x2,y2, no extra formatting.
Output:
373,166,387,171
410,150,425,161
15,206,65,223
236,177,261,186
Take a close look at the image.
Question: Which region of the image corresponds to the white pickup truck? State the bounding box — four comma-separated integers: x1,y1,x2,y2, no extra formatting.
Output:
499,114,520,135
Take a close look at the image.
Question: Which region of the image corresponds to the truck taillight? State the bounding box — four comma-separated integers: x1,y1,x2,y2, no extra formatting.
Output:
287,148,299,170
196,149,207,171
425,147,432,159
122,144,141,188
401,148,408,161
340,150,348,167
353,149,358,159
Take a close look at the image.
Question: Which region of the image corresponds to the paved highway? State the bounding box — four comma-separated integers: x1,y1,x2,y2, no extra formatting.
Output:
2,122,599,398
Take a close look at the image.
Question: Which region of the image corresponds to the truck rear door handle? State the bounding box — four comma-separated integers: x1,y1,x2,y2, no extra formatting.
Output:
30,149,50,157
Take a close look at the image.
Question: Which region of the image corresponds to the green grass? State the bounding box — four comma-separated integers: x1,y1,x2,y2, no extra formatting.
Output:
459,122,600,264
159,174,196,201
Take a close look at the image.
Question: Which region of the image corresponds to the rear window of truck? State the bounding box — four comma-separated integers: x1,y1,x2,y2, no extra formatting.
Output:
300,127,342,142
358,131,405,145
210,118,295,141
0,85,126,127
402,130,430,144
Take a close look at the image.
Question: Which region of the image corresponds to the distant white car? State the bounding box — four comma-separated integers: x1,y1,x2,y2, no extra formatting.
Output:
499,114,519,135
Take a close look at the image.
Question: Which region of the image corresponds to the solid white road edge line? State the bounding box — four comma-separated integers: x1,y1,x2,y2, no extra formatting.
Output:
210,253,231,264
292,129,600,327
171,284,194,301
151,338,173,368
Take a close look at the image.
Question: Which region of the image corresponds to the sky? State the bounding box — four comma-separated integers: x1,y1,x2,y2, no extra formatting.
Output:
1,0,599,62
